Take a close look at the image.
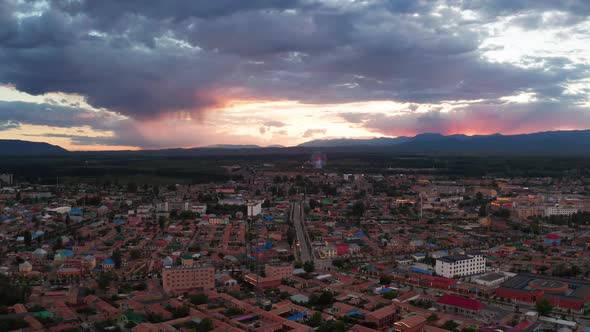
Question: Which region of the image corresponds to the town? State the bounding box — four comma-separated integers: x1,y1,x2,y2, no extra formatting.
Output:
1,158,589,332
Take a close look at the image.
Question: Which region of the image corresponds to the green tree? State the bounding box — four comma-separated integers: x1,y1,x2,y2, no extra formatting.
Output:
286,227,296,246
112,250,122,269
309,199,317,209
441,320,459,332
352,201,365,217
318,290,333,306
317,320,346,332
97,273,113,290
303,260,315,273
190,293,208,305
535,299,553,316
172,305,190,318
127,182,138,193
179,210,197,220
382,291,398,300
23,230,32,247
309,312,322,327
196,318,214,332
0,318,29,331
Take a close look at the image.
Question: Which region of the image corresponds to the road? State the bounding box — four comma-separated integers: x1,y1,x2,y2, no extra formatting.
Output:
292,200,314,263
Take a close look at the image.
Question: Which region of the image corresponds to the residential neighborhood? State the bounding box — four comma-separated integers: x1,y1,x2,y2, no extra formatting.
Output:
1,168,590,332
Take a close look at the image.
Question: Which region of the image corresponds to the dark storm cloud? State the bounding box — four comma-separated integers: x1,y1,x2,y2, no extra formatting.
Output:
0,0,588,134
0,101,125,130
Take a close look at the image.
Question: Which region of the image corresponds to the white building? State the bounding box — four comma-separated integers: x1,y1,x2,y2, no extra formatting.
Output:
544,205,578,217
0,173,13,185
246,201,262,217
435,254,486,278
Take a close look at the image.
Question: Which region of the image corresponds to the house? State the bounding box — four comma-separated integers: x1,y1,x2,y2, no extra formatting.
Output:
366,304,398,329
436,294,485,320
393,315,427,332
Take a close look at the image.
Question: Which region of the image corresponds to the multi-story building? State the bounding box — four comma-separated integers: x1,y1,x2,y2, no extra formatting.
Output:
544,205,578,217
247,201,262,217
265,263,293,280
514,206,540,220
162,265,215,294
435,254,486,278
366,304,398,329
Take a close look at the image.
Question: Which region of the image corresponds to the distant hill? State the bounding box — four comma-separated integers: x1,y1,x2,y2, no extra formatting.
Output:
298,137,410,147
202,144,261,149
298,130,590,155
0,140,68,156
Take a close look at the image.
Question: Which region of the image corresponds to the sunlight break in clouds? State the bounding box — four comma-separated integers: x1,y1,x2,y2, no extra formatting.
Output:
0,1,589,149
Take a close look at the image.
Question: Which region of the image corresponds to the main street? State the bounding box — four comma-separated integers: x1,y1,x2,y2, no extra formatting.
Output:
292,200,314,263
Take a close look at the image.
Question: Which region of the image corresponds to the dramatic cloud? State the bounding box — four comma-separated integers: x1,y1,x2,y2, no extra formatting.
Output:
0,0,589,148
343,101,590,137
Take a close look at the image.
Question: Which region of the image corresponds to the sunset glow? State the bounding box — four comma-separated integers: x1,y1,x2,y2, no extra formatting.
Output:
0,1,589,150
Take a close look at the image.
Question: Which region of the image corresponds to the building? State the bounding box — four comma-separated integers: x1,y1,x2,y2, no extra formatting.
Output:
545,205,578,217
0,173,13,185
19,261,33,273
435,254,486,278
436,294,485,320
474,272,510,287
265,263,293,280
162,265,215,294
393,315,427,332
318,246,337,258
544,234,561,246
515,206,540,220
247,201,262,217
366,304,398,329
496,274,590,311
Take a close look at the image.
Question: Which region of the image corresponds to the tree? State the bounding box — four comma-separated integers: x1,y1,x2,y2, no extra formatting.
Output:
97,273,113,290
426,314,438,322
190,293,208,305
352,201,365,217
171,305,190,318
112,250,122,269
317,320,346,332
309,312,322,327
318,290,334,306
196,318,214,332
441,320,459,332
476,192,483,201
303,260,315,273
286,227,296,246
23,231,32,247
179,210,197,220
536,299,553,316
309,199,317,209
159,216,167,230
379,276,392,285
382,291,398,300
127,182,138,193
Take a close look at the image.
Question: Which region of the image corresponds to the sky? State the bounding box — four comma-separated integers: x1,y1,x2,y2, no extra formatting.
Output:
0,0,589,151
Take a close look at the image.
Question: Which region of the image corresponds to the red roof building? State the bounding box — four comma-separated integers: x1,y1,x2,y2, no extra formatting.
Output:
436,294,485,311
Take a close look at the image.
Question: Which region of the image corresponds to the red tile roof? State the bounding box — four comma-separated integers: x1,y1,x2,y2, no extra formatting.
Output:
436,294,484,311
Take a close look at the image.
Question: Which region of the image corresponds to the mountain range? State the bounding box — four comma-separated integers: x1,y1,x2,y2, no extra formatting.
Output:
2,130,590,156
0,140,68,156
